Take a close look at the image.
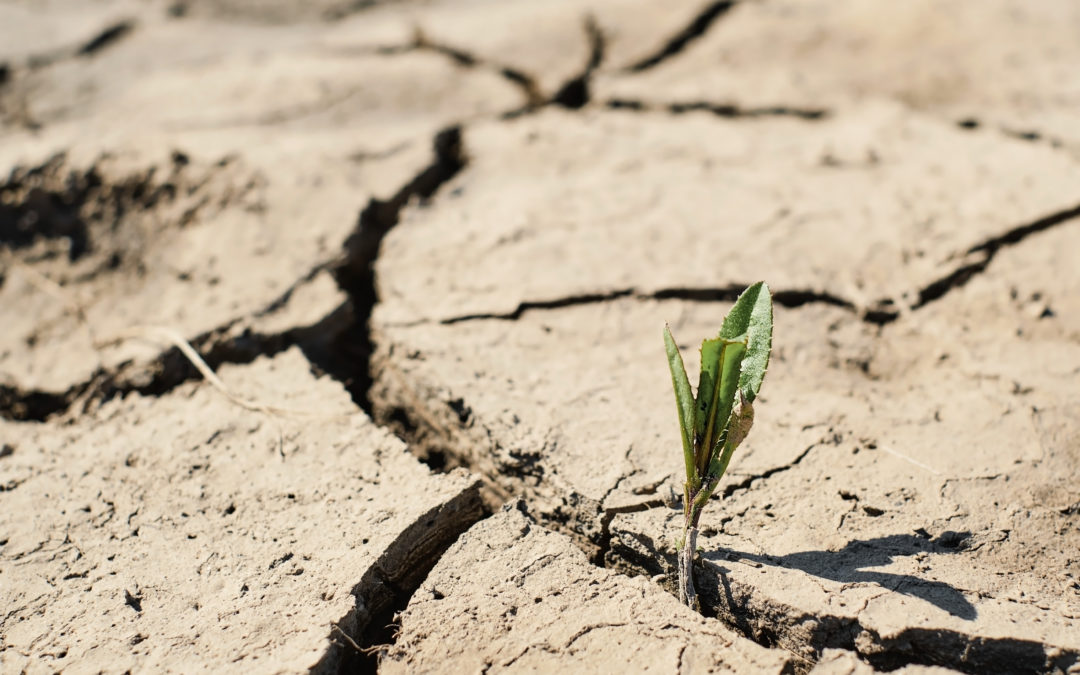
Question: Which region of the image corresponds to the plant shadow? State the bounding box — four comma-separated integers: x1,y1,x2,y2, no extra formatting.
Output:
703,531,978,620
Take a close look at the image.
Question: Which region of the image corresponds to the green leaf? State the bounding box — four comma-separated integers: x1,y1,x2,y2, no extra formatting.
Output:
706,338,745,465
718,281,773,402
664,325,697,483
695,337,745,472
694,337,723,454
704,341,747,457
706,393,754,480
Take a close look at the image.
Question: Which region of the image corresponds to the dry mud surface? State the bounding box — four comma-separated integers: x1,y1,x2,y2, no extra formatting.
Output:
1,1,1079,673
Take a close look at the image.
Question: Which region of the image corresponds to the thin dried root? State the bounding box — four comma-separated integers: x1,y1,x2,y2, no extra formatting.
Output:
97,326,356,421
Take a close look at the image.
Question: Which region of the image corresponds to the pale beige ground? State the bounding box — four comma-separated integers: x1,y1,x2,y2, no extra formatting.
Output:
2,1,1078,673
1,349,483,672
384,504,792,673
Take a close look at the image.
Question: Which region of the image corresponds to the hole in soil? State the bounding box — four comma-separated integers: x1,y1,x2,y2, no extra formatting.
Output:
551,16,603,110
0,154,93,260
552,77,589,109
421,449,448,472
0,385,73,422
345,591,412,675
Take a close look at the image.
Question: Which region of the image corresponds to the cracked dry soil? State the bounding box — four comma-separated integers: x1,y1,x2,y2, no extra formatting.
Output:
2,1,1079,673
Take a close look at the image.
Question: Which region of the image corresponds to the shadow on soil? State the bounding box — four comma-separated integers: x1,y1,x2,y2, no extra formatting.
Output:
610,526,1073,673
711,531,977,620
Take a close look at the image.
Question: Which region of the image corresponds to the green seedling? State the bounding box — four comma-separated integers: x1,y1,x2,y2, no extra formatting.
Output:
664,281,773,610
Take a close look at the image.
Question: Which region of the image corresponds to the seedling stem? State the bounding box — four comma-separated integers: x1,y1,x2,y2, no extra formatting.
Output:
663,282,773,610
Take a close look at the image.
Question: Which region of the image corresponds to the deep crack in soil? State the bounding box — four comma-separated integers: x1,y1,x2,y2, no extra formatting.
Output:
359,170,1080,672
606,98,829,120
318,483,487,674
6,3,1079,671
911,201,1080,310
326,112,1080,670
330,125,467,417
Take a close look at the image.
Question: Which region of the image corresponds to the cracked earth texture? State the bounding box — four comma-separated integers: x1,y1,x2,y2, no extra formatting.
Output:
1,1,1078,673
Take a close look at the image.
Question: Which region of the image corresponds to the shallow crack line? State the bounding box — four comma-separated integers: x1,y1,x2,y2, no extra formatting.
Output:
548,15,606,111
166,87,364,131
655,286,853,310
0,476,29,493
599,462,635,507
76,20,135,57
909,200,1080,309
438,285,857,325
594,498,669,566
321,1,392,21
331,31,543,108
26,20,135,70
440,289,635,324
956,117,1074,155
624,0,737,72
908,246,1003,310
411,30,544,107
252,87,362,127
965,201,1080,257
562,622,629,649
349,140,412,164
998,125,1078,157
251,262,330,318
721,443,816,498
606,98,829,121
516,552,562,581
